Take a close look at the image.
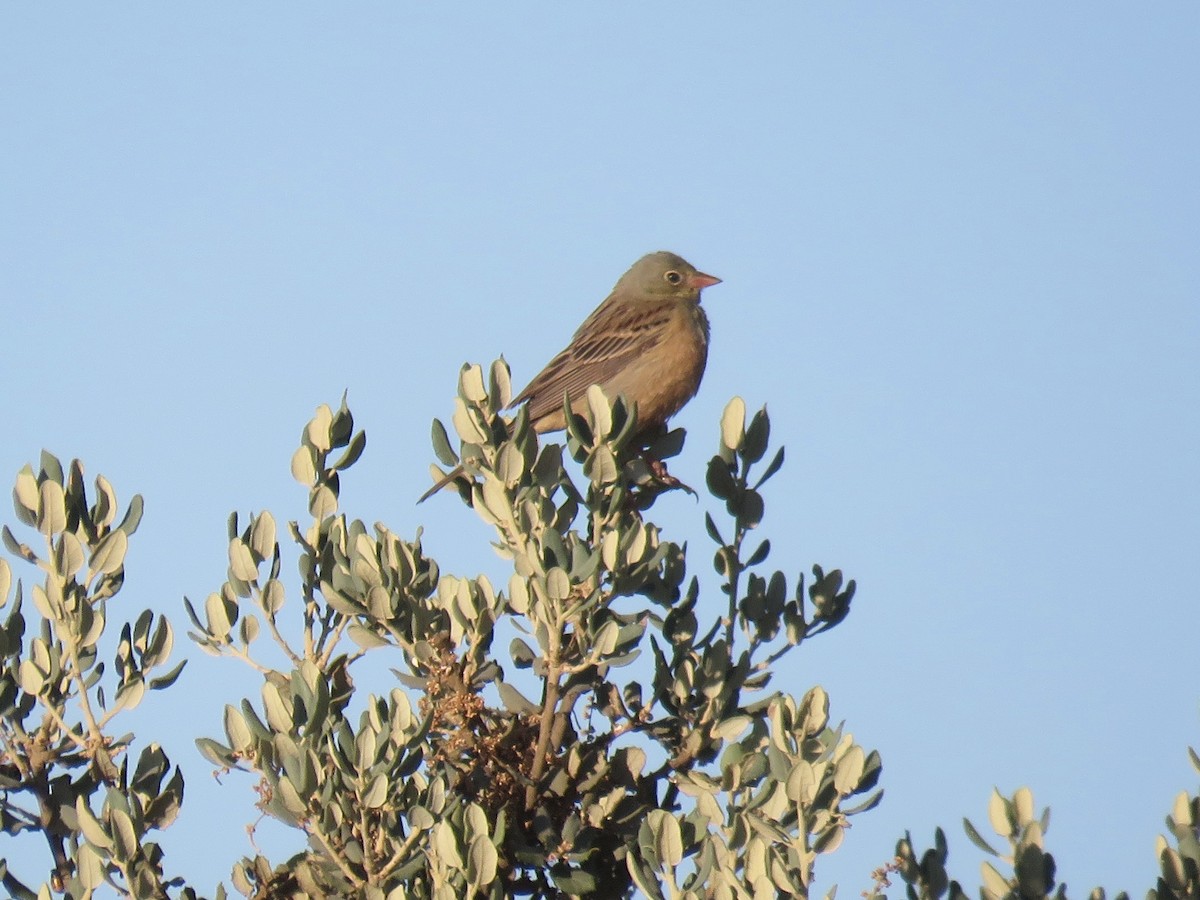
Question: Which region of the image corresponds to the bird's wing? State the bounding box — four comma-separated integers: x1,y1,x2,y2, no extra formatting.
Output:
512,297,676,424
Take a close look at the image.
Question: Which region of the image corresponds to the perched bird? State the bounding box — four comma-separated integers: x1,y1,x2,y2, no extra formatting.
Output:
420,250,720,501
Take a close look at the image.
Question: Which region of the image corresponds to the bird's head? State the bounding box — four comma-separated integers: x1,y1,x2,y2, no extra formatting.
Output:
615,251,721,301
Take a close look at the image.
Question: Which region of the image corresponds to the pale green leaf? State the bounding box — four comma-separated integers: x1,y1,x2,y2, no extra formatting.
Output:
430,418,458,466
77,842,106,889
546,567,570,601
2,524,35,561
205,591,233,639
601,530,618,571
480,478,512,525
1172,790,1193,827
627,855,666,900
434,820,463,869
115,676,146,712
720,397,746,452
56,532,85,579
497,444,524,485
963,817,1001,855
91,529,128,576
144,616,175,668
78,602,105,649
595,619,620,655
586,384,612,437
980,862,1010,900
262,578,285,615
363,774,388,809
276,775,307,814
585,445,619,484
460,363,487,403
508,575,529,615
224,705,253,752
93,474,118,528
149,659,187,691
498,681,539,715
713,715,752,742
330,429,366,472
650,810,683,867
1013,786,1035,826
37,479,67,535
348,622,390,650
262,681,294,733
468,835,498,888
237,614,259,648
18,659,45,694
465,804,489,839
14,465,38,515
118,493,144,536
452,398,487,443
310,484,338,518
833,745,865,794
229,538,258,583
624,746,647,778
110,807,138,861
306,404,334,452
489,358,512,409
988,788,1012,837
75,797,113,850
291,446,317,485
250,512,277,561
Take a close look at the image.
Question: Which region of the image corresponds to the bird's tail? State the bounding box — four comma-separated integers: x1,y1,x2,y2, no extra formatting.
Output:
417,464,466,503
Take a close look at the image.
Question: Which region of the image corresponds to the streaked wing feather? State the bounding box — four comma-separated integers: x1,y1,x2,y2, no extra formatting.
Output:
513,297,675,423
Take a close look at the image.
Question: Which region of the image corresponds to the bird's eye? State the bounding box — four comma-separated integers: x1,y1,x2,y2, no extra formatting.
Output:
664,270,683,285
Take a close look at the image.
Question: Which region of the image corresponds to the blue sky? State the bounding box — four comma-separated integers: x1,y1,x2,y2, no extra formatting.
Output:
2,4,1197,895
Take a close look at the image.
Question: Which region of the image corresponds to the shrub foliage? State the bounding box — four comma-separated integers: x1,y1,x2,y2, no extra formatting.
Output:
0,362,1196,899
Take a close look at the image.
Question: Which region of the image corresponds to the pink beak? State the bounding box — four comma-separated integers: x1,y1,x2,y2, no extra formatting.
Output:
689,271,722,289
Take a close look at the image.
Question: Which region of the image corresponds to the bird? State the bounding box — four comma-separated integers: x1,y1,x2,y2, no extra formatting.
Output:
419,250,720,502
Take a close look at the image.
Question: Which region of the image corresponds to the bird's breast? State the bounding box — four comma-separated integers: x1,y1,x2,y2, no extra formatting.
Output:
613,302,709,432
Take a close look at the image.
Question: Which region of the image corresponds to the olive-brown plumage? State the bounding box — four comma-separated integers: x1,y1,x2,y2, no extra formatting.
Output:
420,251,719,501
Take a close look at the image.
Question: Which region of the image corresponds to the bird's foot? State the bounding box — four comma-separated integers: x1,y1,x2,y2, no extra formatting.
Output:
648,459,695,494
625,456,696,507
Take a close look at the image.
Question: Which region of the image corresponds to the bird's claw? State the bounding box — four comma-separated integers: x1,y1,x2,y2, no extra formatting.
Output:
624,456,696,507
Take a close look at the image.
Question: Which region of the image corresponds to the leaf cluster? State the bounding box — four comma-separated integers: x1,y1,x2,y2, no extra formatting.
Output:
184,365,875,898
0,453,191,898
888,779,1200,900
5,365,1195,900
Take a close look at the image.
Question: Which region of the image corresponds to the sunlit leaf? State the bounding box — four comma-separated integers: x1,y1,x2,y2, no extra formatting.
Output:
36,479,66,535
